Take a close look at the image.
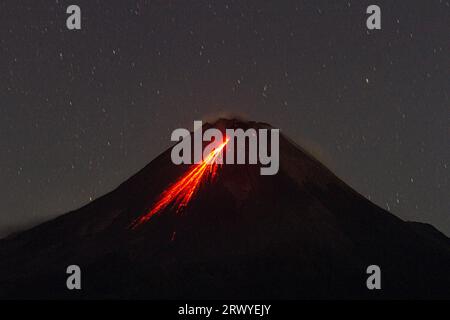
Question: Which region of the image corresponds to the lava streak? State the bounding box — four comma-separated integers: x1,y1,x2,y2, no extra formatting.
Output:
131,138,229,228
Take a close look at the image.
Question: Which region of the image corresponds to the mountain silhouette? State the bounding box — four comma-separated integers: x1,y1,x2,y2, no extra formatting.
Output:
0,119,449,299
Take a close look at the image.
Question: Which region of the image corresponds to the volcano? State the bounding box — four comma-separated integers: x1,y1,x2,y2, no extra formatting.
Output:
0,119,449,299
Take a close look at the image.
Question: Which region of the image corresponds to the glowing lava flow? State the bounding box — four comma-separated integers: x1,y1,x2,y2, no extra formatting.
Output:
131,138,229,228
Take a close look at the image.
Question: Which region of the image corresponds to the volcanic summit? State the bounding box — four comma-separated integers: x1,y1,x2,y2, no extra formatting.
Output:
0,119,449,299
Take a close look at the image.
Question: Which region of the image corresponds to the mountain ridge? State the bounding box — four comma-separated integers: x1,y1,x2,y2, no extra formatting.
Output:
0,119,448,299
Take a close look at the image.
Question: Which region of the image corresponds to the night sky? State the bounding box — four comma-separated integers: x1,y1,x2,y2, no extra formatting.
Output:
0,0,448,237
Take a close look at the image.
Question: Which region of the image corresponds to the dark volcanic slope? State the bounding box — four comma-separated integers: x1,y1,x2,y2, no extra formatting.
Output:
0,119,449,299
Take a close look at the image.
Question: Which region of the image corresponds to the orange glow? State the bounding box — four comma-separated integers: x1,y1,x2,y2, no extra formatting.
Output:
131,138,229,228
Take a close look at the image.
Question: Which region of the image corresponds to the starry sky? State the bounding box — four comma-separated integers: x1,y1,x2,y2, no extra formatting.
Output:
0,0,448,237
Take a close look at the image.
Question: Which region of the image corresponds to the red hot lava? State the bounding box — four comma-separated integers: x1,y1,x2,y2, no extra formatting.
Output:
131,138,229,228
